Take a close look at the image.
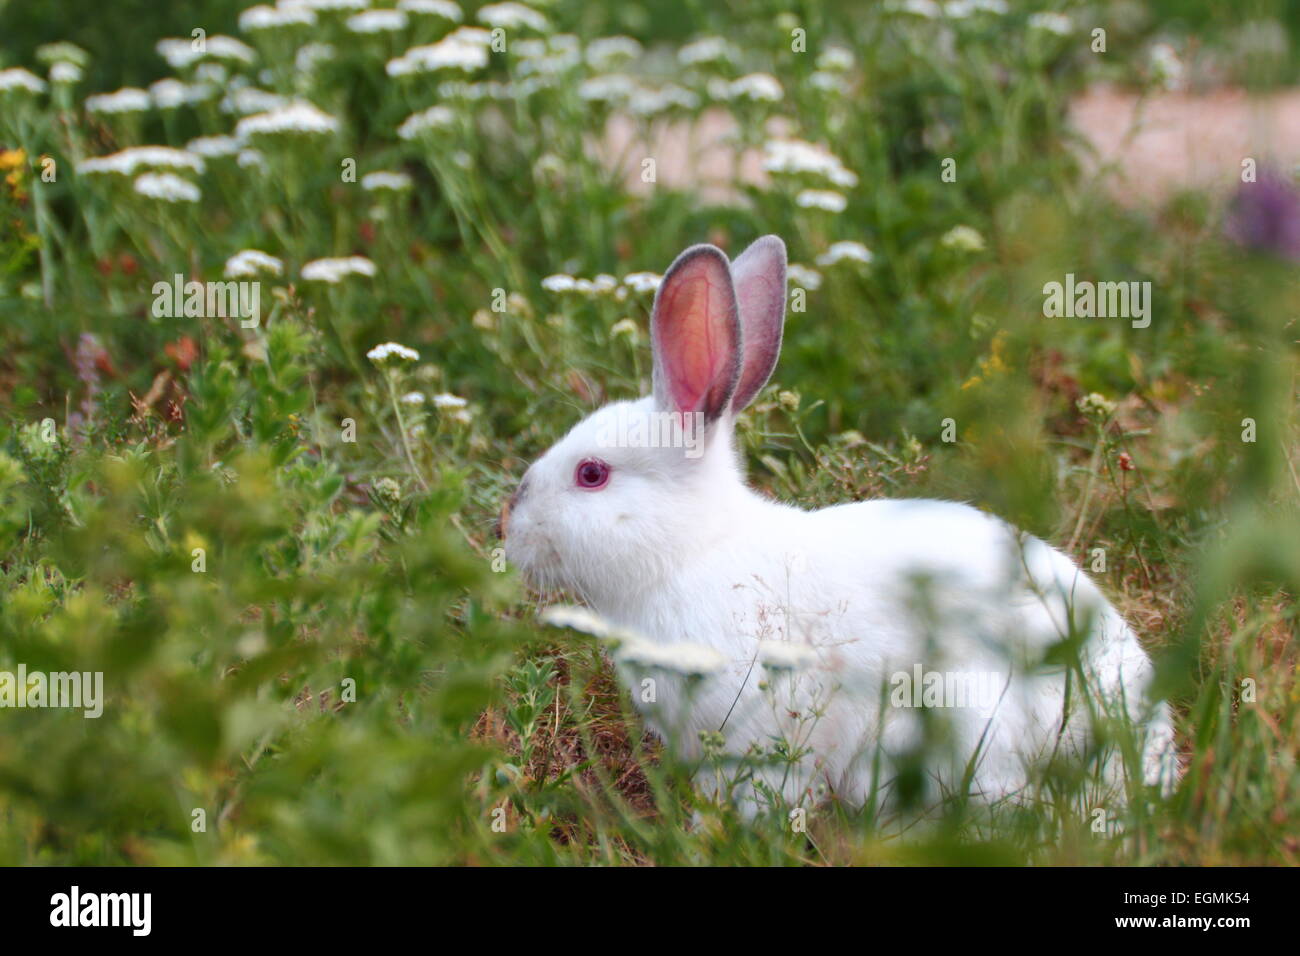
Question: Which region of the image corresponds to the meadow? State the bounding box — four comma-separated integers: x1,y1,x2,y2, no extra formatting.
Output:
0,0,1297,865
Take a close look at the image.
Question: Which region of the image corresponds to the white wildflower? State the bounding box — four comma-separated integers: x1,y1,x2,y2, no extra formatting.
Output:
432,392,467,409
237,149,266,169
386,27,491,76
817,46,854,71
347,9,409,32
49,62,83,85
585,36,641,70
239,4,317,30
133,172,201,203
150,78,214,109
36,42,90,68
541,274,576,293
361,170,413,191
186,135,242,158
577,73,636,103
729,72,783,102
763,138,858,188
787,263,823,290
156,36,256,70
78,146,205,176
399,391,426,406
220,86,289,115
678,36,735,65
367,342,420,364
398,0,462,19
397,104,455,139
621,271,662,294
235,101,340,138
628,83,698,115
85,87,150,113
477,2,546,30
940,224,985,252
796,189,848,212
302,256,377,283
617,638,726,678
224,249,284,278
1028,12,1072,36
816,241,874,266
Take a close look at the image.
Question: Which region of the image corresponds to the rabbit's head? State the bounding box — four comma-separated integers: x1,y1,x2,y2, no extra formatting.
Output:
502,235,787,606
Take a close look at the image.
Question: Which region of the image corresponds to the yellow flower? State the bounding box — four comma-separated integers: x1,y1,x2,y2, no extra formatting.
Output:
960,330,1010,390
0,148,26,171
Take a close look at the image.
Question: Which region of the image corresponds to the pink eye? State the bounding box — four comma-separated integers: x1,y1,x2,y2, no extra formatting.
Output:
574,458,610,490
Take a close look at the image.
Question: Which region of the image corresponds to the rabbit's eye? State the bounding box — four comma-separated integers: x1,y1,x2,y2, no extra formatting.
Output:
574,458,610,490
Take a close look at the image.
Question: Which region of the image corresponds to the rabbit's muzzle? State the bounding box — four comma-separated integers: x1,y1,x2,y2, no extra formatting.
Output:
495,475,530,540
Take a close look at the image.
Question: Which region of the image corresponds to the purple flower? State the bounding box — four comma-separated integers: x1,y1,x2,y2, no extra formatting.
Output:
1225,170,1300,262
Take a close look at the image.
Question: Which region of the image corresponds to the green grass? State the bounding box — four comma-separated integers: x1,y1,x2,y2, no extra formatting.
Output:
0,0,1297,864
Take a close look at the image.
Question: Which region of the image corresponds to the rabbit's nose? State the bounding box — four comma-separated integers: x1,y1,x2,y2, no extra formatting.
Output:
495,478,529,540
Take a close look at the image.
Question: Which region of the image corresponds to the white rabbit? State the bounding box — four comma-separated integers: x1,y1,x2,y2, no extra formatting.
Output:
503,235,1178,817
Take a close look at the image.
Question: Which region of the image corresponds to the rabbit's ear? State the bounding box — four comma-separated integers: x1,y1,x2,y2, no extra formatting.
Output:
728,235,787,413
651,244,741,423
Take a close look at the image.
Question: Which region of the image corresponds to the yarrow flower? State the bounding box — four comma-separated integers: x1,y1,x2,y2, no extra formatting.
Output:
239,4,317,30
585,36,641,70
361,170,413,191
796,189,848,212
235,101,340,138
224,249,284,278
302,255,377,283
726,73,783,103
397,104,456,139
85,87,151,114
221,86,290,115
678,36,736,66
1027,12,1072,36
133,172,201,203
787,264,822,290
149,78,215,109
386,27,491,76
156,36,256,70
621,271,662,294
367,341,420,364
476,2,547,31
78,146,205,176
397,0,463,19
347,9,409,32
35,42,90,68
186,135,242,158
432,392,467,409
816,241,874,266
49,62,83,85
940,224,986,252
763,138,859,189
400,391,426,406
617,638,727,678
541,274,576,293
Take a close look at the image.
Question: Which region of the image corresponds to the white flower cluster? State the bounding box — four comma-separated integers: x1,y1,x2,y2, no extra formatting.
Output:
397,104,456,139
541,271,663,299
186,135,242,158
78,146,205,176
133,172,202,203
239,4,317,30
85,87,151,114
763,138,859,189
386,26,491,76
476,2,547,31
816,241,874,267
302,256,377,283
150,78,216,109
156,36,256,70
795,189,848,213
397,0,462,20
235,100,341,138
677,36,736,66
347,9,409,33
367,341,420,364
709,73,783,103
0,67,48,95
224,249,284,278
361,170,414,191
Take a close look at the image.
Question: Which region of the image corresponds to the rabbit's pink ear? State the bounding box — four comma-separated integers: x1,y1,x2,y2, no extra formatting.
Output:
729,235,787,413
651,244,741,422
